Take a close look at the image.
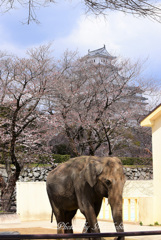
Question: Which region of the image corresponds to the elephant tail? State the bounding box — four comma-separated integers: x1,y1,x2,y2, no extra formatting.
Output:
51,210,53,223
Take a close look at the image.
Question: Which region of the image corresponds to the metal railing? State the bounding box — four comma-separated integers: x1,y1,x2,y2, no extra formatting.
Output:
1,231,161,239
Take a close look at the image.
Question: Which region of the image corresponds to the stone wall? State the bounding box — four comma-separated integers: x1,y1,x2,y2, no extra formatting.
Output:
18,166,55,182
124,167,153,180
0,165,153,183
18,166,153,182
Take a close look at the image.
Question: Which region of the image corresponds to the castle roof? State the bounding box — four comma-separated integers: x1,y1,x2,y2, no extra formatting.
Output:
87,45,115,59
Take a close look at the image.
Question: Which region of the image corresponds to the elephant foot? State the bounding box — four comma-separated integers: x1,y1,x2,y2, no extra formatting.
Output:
114,237,125,240
89,238,101,240
80,239,90,240
80,238,98,240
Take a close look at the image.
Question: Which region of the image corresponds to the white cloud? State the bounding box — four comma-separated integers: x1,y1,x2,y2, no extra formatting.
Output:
54,12,161,57
53,12,161,81
53,15,118,57
0,7,161,82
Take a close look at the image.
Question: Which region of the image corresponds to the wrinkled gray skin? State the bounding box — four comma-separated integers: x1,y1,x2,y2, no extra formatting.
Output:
46,156,126,240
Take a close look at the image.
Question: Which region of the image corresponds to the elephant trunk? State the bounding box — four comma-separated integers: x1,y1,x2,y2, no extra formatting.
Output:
108,185,124,240
112,199,124,231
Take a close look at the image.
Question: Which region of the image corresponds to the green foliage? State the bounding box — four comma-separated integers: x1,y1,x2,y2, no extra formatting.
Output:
149,222,161,226
38,154,51,163
121,157,152,166
140,221,143,226
15,145,26,151
0,151,71,165
0,106,12,118
52,154,71,163
134,141,141,146
0,152,10,164
154,222,159,226
53,144,72,155
121,157,135,165
0,153,5,164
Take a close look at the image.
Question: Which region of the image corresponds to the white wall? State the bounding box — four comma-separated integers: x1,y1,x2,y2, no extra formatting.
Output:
16,180,153,222
17,182,51,221
152,116,161,223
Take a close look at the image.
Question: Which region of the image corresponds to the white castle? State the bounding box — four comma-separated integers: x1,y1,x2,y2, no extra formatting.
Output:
83,45,116,65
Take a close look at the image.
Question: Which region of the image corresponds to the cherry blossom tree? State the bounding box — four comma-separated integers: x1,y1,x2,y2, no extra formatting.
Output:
46,51,151,157
0,44,55,211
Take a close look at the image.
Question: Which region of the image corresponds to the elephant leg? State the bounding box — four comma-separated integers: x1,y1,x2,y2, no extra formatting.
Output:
82,220,90,233
55,212,66,234
95,199,102,219
82,205,101,240
82,221,91,240
82,200,102,233
51,206,65,234
82,200,102,234
47,196,65,234
64,210,77,233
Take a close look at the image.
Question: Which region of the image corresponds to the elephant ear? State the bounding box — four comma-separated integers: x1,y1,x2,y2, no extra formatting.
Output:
84,161,103,187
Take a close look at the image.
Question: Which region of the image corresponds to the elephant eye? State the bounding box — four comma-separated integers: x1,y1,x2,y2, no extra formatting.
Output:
106,179,111,186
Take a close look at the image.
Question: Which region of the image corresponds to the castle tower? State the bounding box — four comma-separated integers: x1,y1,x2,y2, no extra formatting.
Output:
83,45,116,65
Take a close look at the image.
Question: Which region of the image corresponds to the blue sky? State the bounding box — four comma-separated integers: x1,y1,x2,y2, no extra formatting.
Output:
0,0,161,85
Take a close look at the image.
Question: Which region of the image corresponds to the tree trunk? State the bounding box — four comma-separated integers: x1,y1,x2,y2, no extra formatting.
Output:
65,125,80,157
1,140,21,212
1,165,21,212
89,147,95,156
1,175,15,212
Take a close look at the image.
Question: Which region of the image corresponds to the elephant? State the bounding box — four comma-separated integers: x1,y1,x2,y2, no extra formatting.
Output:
46,156,126,240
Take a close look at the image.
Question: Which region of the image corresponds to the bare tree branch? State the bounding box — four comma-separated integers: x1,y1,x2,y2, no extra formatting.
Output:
0,0,161,23
84,0,161,22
